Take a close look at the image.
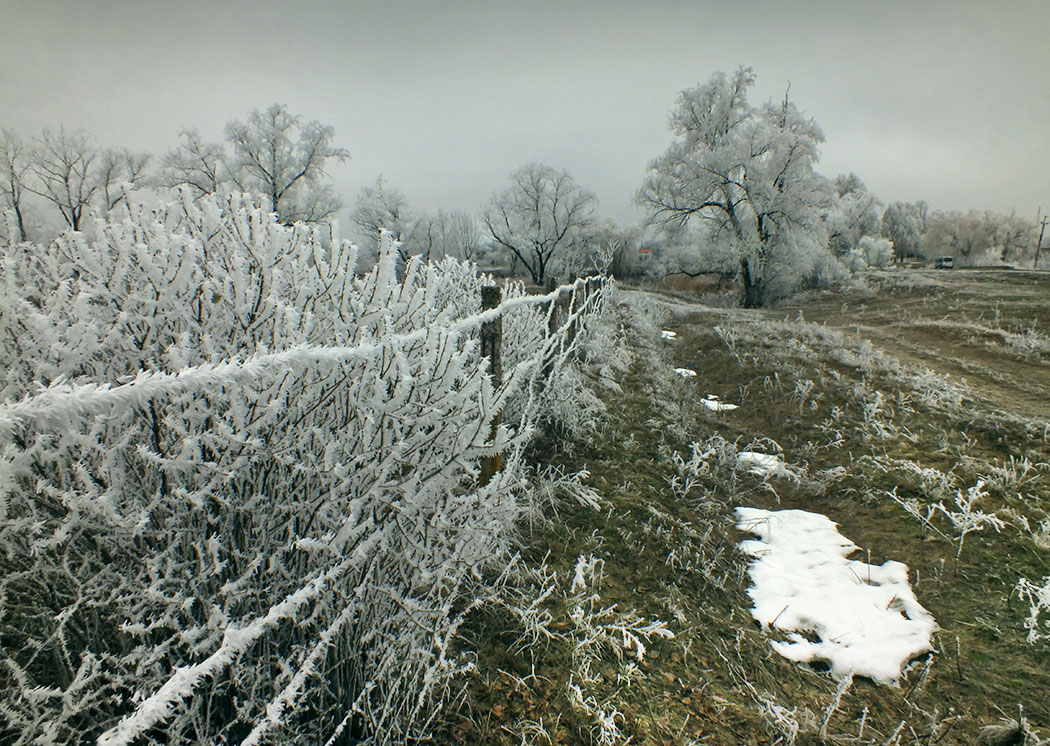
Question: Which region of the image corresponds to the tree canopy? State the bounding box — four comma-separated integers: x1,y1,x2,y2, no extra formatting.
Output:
160,104,349,226
484,163,597,285
638,67,833,307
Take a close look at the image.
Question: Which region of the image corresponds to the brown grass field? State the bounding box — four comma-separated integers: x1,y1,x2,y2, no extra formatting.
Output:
440,268,1050,745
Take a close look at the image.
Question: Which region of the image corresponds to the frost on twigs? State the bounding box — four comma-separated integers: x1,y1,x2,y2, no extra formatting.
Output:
0,192,616,745
978,705,1047,746
736,507,937,684
490,549,673,746
568,554,674,671
736,444,798,482
1017,576,1050,645
884,479,1004,563
565,553,673,745
529,465,604,516
668,435,738,503
737,451,785,476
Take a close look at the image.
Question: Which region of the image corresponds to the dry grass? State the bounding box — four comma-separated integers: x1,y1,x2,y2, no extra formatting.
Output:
439,268,1050,745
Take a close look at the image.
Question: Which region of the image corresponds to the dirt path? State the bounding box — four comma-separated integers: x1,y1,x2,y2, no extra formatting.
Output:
775,269,1050,423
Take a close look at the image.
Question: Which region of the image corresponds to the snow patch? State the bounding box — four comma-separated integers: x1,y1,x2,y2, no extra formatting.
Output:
674,367,697,378
735,507,936,684
660,330,678,340
737,451,783,475
701,394,738,411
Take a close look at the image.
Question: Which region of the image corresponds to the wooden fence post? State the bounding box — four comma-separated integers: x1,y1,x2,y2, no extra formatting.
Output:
480,285,503,484
564,282,579,348
540,282,561,388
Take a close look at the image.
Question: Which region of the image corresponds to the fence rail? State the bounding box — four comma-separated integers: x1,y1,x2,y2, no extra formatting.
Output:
0,276,607,440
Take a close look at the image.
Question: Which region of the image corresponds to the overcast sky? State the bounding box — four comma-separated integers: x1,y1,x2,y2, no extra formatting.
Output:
3,0,1048,227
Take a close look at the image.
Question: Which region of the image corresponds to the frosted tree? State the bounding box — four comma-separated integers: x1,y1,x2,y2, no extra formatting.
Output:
25,127,102,232
638,67,833,307
0,128,31,241
858,235,894,268
924,210,1036,266
881,200,928,262
825,173,882,257
484,162,597,285
412,210,485,262
989,213,1035,264
351,176,417,263
157,106,347,226
224,103,349,225
157,129,227,200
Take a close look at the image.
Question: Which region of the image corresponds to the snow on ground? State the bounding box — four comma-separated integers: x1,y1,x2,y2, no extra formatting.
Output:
735,507,937,684
701,394,738,412
675,367,697,378
736,451,782,474
660,330,678,340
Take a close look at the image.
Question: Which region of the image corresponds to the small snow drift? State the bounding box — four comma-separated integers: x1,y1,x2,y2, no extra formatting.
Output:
701,394,738,412
675,367,697,378
736,507,936,684
660,330,678,340
736,451,782,474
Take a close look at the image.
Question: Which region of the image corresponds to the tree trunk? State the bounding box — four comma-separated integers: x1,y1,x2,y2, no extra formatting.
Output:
740,257,765,308
13,200,26,242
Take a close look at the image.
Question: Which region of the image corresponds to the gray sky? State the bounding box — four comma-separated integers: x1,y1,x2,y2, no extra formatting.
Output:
3,0,1048,226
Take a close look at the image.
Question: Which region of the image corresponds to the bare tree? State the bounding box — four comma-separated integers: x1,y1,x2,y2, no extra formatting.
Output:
412,210,484,262
351,181,483,266
593,219,642,278
225,103,349,225
98,147,151,210
352,177,413,239
0,129,31,241
26,127,100,232
484,163,597,285
157,129,225,200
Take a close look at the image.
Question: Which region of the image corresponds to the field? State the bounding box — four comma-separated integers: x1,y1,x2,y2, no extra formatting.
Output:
443,269,1050,745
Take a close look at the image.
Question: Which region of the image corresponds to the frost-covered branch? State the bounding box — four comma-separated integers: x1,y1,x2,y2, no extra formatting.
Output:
0,191,616,746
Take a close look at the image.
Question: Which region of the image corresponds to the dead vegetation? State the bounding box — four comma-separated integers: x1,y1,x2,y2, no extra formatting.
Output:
441,269,1050,745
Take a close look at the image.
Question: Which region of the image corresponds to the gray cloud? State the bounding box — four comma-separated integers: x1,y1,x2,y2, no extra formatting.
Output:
2,0,1047,224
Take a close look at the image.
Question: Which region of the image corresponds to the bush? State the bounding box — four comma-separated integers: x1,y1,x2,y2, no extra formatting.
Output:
0,191,614,745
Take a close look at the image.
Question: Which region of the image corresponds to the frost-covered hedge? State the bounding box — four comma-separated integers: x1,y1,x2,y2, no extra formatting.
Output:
0,192,612,745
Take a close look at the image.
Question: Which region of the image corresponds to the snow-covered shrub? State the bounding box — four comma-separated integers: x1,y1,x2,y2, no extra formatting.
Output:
859,235,893,268
797,250,854,294
0,191,615,745
967,247,1007,267
845,247,869,274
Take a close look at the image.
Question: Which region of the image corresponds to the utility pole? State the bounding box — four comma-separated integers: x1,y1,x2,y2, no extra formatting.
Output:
1035,208,1047,269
